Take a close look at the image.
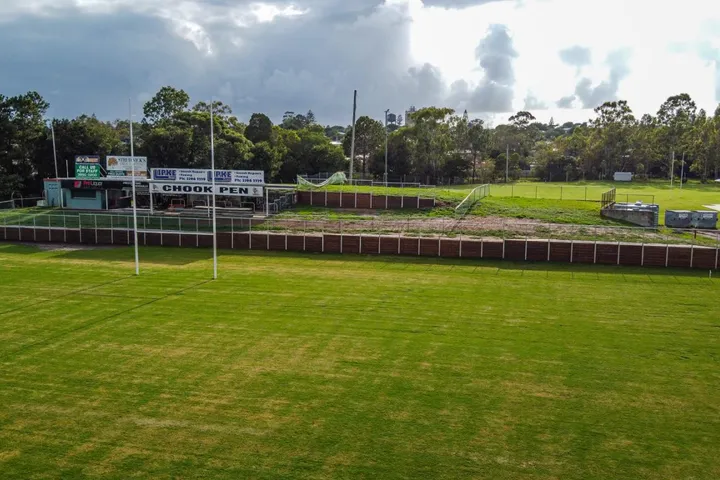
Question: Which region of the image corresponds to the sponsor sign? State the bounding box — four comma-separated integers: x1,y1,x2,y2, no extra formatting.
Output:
150,168,264,185
75,163,102,179
106,155,148,178
150,182,264,197
61,179,146,190
75,155,100,164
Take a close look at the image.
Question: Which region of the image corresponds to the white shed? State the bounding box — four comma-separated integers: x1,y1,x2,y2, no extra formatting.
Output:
613,172,633,182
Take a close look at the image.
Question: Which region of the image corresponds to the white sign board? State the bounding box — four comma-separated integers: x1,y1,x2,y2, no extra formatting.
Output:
151,168,264,185
613,172,633,182
107,156,148,178
150,182,264,197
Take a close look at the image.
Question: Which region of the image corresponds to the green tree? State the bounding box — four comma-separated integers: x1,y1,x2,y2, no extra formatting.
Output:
342,116,384,175
590,100,636,177
656,93,697,179
143,86,190,124
408,107,455,181
192,101,232,115
467,120,490,182
245,113,274,144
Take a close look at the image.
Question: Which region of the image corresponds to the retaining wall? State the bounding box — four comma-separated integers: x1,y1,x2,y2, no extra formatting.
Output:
601,206,658,227
296,191,435,209
3,225,718,270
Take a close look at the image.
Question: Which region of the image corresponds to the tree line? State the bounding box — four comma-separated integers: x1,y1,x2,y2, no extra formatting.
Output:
2,86,719,199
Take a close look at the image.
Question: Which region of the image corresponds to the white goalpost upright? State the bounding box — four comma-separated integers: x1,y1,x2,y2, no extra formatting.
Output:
210,100,218,280
129,99,140,276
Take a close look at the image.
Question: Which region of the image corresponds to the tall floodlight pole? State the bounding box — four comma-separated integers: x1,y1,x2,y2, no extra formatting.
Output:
49,120,63,208
670,150,675,189
129,99,140,276
680,152,685,189
506,144,510,183
384,109,389,186
210,100,218,280
50,121,59,179
349,90,357,182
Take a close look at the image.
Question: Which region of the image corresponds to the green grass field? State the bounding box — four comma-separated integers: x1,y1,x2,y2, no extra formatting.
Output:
486,181,720,220
469,198,617,225
1,244,719,479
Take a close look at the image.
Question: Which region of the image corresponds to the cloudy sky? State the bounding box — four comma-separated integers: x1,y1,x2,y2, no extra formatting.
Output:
1,0,718,126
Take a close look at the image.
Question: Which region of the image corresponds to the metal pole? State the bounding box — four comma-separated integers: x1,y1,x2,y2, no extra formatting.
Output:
670,150,675,188
265,188,269,217
505,144,509,183
680,152,685,189
384,109,389,186
210,100,218,280
50,121,59,180
129,99,140,276
349,90,357,181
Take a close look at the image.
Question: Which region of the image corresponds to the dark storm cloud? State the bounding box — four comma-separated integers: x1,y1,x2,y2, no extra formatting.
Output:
0,0,447,125
559,45,591,68
0,13,203,120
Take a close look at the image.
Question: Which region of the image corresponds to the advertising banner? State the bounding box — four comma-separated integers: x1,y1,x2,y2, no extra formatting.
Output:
75,155,100,164
106,156,148,178
75,163,102,178
150,182,264,197
150,168,264,184
61,179,144,190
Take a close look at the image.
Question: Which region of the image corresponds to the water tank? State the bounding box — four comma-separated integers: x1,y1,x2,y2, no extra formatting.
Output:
690,211,718,229
665,210,693,228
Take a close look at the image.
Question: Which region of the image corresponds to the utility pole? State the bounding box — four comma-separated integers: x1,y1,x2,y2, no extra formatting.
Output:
349,90,357,182
506,144,510,183
670,150,675,189
50,121,59,179
680,152,685,189
384,109,390,186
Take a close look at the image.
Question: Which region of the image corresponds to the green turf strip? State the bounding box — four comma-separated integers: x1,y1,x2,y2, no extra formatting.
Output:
0,244,718,479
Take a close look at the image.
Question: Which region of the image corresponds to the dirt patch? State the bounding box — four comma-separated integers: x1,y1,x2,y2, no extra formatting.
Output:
16,242,121,252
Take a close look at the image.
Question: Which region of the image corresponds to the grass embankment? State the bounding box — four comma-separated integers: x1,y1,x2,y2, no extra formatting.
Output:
0,245,719,479
469,197,618,225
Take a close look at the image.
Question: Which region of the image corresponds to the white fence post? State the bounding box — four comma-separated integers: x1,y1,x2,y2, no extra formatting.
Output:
690,242,695,268
547,238,551,262
641,243,645,266
593,241,597,264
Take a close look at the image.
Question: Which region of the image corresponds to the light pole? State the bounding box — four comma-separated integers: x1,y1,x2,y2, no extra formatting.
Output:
506,144,510,183
349,90,357,182
49,120,59,179
384,109,390,186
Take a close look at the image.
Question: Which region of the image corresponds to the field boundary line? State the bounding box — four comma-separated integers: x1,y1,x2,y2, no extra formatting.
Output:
0,279,213,361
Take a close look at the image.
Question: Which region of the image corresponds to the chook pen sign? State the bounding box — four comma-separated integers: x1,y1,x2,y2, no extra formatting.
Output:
151,168,264,185
150,182,264,197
